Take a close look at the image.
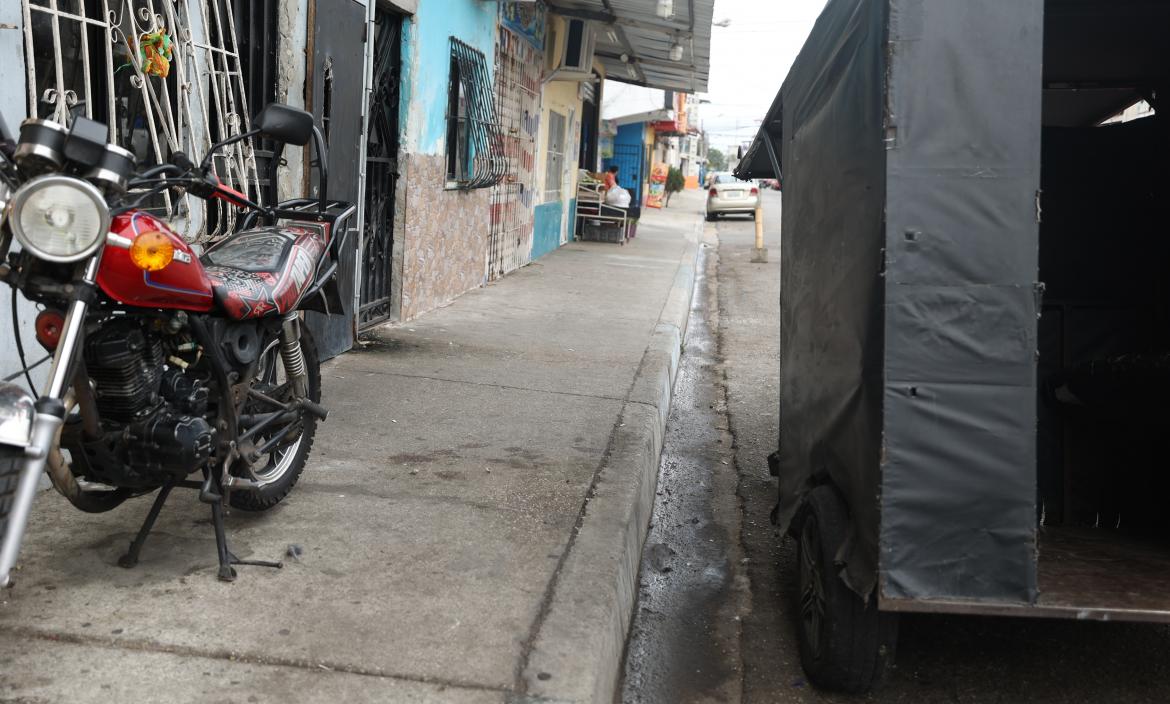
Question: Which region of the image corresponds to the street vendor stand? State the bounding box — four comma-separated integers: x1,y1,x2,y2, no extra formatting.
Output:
575,177,630,244
736,0,1170,693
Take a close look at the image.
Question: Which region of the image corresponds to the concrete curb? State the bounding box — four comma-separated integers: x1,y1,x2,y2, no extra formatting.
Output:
522,214,703,703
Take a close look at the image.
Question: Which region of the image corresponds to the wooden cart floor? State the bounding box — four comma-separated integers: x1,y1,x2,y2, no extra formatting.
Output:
882,527,1170,622
1038,526,1170,617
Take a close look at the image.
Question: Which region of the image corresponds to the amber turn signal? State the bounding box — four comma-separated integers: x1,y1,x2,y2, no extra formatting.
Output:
129,230,175,271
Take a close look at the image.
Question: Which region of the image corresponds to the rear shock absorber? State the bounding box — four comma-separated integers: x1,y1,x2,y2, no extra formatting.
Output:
279,312,308,398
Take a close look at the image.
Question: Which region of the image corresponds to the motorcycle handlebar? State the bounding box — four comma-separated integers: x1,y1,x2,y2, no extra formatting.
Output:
132,163,185,182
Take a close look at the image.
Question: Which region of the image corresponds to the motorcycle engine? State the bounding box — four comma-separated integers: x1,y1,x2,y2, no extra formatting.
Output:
76,318,215,485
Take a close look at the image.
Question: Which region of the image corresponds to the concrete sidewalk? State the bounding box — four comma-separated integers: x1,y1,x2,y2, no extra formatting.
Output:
0,189,705,703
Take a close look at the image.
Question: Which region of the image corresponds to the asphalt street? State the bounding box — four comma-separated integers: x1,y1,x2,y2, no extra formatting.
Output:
625,188,1170,703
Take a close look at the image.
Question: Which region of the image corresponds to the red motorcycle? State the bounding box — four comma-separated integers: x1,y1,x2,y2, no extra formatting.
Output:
0,104,354,584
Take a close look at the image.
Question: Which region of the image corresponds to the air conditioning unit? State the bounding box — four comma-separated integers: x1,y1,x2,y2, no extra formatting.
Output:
546,17,596,82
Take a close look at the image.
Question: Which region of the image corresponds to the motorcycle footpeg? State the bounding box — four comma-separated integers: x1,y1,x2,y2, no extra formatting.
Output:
298,398,328,421
222,474,260,490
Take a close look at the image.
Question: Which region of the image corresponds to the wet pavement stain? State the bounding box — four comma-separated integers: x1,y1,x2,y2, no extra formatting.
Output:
620,244,745,704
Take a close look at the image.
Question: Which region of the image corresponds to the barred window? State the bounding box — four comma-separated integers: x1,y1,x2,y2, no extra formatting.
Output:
445,38,504,190
544,110,566,202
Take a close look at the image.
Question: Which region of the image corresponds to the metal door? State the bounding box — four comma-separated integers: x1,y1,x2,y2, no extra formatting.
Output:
608,142,644,208
305,0,366,358
358,8,401,327
606,142,644,226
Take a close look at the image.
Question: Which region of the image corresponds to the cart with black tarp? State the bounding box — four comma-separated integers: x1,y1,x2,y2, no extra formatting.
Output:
736,0,1170,693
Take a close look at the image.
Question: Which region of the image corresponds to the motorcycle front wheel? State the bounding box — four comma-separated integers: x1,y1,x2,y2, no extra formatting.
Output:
0,446,22,539
230,324,321,512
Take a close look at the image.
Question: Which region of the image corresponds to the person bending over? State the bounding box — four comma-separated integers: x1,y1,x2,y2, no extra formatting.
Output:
603,164,619,192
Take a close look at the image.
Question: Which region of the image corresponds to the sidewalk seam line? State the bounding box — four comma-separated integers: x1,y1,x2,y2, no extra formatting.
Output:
0,625,515,696
335,369,634,404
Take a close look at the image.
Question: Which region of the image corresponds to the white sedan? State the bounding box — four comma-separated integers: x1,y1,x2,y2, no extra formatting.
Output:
705,173,760,220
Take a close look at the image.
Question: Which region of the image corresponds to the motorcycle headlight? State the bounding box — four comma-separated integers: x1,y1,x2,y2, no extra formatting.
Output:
9,175,110,263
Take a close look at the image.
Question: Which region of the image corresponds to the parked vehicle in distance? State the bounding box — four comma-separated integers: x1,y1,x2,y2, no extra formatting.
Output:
761,178,781,190
706,172,759,220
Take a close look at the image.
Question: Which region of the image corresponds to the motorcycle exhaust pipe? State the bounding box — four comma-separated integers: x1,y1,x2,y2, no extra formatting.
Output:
45,391,82,505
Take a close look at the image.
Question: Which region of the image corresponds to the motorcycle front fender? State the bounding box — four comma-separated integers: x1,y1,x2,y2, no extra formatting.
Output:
0,380,34,448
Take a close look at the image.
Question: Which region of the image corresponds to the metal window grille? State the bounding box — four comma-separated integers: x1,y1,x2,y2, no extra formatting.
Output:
487,27,542,280
231,0,278,199
544,110,565,203
20,0,260,243
446,37,504,190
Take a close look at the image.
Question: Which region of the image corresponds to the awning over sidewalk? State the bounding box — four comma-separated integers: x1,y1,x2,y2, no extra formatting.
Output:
548,0,713,92
734,93,782,181
611,108,674,126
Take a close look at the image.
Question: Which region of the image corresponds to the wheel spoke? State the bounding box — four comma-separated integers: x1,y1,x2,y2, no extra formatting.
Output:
232,341,311,487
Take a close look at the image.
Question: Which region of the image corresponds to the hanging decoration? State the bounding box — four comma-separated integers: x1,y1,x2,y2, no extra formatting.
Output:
138,28,174,78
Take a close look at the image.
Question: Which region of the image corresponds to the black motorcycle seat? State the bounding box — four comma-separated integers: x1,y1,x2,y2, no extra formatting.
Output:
202,222,329,320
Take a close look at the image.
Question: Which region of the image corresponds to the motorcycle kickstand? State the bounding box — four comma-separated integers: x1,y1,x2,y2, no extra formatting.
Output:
118,483,175,569
202,471,282,582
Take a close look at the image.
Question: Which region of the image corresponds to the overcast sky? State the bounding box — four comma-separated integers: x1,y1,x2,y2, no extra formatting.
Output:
701,0,826,154
602,0,827,156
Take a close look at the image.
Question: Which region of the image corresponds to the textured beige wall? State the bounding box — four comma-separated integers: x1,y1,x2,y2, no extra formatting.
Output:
397,152,491,321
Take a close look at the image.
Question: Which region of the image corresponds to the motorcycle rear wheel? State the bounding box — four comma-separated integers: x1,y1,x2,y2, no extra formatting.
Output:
230,325,322,512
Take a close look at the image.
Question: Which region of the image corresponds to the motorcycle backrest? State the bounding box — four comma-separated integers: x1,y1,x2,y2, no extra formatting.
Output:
255,104,314,147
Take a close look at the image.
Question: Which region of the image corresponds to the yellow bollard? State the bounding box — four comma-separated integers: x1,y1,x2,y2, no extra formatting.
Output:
751,201,768,263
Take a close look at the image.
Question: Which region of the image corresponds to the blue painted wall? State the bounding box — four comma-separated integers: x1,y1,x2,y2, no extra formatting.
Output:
532,202,563,260
400,0,497,155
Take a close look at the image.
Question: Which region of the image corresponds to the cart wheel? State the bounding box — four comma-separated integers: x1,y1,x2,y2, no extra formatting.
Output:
796,486,898,694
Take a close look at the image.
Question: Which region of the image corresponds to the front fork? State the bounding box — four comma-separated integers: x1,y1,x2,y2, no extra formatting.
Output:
0,256,98,587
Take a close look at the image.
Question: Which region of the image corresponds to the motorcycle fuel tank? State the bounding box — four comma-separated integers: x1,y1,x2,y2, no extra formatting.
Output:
98,211,215,311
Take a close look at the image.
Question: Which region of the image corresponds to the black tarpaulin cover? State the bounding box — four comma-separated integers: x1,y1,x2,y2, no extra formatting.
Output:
749,0,1044,602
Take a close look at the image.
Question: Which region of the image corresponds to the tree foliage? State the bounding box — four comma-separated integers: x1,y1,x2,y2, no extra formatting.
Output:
664,167,685,206
706,148,728,171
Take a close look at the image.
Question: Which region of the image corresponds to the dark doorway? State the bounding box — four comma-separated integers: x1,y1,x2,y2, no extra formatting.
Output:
358,8,402,329
233,0,280,199
578,77,600,172
305,0,366,359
